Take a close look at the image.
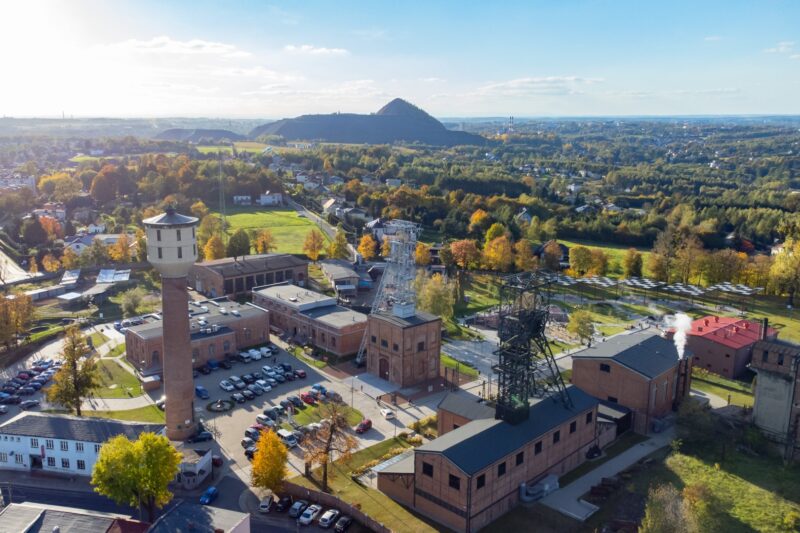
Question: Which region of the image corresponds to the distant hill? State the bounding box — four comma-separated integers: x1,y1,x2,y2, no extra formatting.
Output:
155,128,244,143
249,98,485,146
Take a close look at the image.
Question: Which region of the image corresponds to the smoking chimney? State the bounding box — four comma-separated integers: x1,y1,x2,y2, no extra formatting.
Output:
761,317,769,341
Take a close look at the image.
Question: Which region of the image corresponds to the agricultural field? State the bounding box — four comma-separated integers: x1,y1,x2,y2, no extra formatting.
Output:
219,207,330,255
557,239,653,278
196,141,267,154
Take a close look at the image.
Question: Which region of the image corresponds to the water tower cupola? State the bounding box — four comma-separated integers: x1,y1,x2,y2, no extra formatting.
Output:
142,206,198,278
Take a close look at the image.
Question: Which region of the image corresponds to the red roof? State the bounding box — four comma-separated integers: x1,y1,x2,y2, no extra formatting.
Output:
688,316,776,350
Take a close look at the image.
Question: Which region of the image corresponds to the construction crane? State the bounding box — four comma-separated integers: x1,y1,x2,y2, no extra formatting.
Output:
354,220,420,366
493,271,572,425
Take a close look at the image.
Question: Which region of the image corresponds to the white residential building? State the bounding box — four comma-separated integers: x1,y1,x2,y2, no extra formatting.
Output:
0,412,164,477
259,190,283,206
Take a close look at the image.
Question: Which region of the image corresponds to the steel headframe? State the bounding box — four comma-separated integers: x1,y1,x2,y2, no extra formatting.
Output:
355,220,420,365
493,270,573,425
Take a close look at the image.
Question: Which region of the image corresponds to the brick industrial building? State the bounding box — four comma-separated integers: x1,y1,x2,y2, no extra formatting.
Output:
571,329,690,434
189,254,308,298
687,316,776,378
125,298,269,374
252,284,367,357
377,386,599,532
366,310,442,387
749,332,800,461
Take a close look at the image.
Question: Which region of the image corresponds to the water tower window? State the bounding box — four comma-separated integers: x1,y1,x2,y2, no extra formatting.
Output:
158,247,163,259
156,230,161,241
177,229,182,241
178,247,183,259
192,227,195,238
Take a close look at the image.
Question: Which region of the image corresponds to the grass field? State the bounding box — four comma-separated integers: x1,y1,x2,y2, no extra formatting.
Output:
558,238,653,278
441,354,479,377
691,368,754,407
94,359,143,398
104,342,126,358
291,437,440,533
219,207,331,255
196,141,267,154
88,331,108,349
46,405,165,423
282,403,363,428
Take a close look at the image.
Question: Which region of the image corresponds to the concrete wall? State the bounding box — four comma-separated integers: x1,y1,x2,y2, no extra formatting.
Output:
752,370,794,438
366,315,441,387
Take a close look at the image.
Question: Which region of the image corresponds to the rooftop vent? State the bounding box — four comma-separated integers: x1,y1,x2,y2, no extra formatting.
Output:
289,297,298,302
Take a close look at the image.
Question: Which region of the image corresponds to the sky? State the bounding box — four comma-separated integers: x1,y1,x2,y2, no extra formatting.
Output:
1,0,799,118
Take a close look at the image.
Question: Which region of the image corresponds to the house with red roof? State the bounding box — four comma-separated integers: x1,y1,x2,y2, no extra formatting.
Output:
687,316,776,378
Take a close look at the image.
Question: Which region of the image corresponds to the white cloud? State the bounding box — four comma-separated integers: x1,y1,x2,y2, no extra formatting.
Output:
764,41,795,53
473,76,604,97
283,44,348,56
704,35,722,42
98,36,251,58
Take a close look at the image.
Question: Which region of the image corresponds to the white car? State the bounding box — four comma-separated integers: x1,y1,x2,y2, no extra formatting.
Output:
380,408,396,419
260,346,273,357
219,380,235,392
255,379,272,392
298,504,322,525
256,414,276,427
249,349,262,361
318,509,340,528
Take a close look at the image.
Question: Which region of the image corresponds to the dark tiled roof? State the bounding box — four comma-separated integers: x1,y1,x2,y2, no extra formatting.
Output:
194,254,307,277
148,501,248,533
571,330,680,379
417,385,598,475
142,210,198,226
0,413,164,443
437,391,495,421
0,503,122,533
372,310,440,328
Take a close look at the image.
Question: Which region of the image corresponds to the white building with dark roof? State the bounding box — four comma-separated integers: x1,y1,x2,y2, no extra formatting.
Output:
0,412,164,477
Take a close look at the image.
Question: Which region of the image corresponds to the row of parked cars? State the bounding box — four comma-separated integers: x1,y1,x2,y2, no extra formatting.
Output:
288,500,353,530
219,362,308,403
0,359,60,410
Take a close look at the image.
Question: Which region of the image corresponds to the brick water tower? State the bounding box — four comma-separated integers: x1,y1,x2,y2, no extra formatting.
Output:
143,207,199,440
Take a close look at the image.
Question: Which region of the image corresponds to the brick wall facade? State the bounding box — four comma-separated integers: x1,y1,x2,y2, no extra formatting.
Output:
688,336,751,379
190,262,308,298
366,314,441,387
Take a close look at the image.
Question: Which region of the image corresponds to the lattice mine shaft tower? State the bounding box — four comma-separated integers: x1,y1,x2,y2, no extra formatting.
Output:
493,271,572,425
355,220,420,365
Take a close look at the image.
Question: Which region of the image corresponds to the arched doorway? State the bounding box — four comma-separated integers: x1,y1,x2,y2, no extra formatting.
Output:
379,358,389,380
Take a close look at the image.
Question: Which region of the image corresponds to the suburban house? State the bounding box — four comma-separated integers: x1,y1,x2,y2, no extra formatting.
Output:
232,195,252,206
258,190,283,206
687,316,777,378
64,233,135,255
533,240,570,269
570,329,691,434
188,253,308,298
319,259,360,297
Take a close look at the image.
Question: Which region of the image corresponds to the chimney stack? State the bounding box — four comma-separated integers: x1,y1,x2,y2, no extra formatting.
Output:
761,317,769,341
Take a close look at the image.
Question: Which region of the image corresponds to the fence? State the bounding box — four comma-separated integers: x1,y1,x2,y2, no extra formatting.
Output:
282,480,391,533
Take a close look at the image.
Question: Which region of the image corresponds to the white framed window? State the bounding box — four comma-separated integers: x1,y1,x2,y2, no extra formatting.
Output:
45,439,54,450
60,441,68,452
61,458,69,469
47,457,55,467
76,442,84,453
0,452,7,462
30,438,38,448
77,460,86,470
94,444,101,453
15,454,23,464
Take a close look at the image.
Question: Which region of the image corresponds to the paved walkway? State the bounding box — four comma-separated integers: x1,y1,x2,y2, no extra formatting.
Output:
540,427,675,521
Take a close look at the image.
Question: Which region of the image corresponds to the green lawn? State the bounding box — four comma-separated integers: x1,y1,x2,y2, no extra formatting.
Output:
46,405,165,423
441,353,479,378
197,141,267,154
283,403,363,428
289,346,328,369
218,207,331,255
104,342,126,358
557,238,653,278
89,331,108,349
94,359,143,398
456,274,499,316
291,437,440,533
691,370,754,407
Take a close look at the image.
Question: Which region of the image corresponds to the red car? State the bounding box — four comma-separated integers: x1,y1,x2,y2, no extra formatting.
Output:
355,419,372,434
300,392,316,405
294,369,307,379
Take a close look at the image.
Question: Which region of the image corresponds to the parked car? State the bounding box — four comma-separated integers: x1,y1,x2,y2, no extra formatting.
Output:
248,349,262,361
255,379,272,392
247,384,264,396
241,373,257,384
319,509,341,528
244,427,262,441
0,405,8,415
195,385,210,399
355,419,372,434
207,359,220,371
231,393,246,404
199,486,219,505
312,384,328,395
241,389,255,401
27,382,43,391
219,359,233,370
244,446,256,460
237,352,252,363
198,365,212,375
219,380,235,392
279,399,292,410
300,392,316,405
262,408,279,421
241,437,255,449
20,400,40,410
187,431,213,443
334,516,353,532
298,504,322,525
229,376,246,389
280,362,293,373
380,408,396,419
288,396,304,408
276,496,292,512
283,372,296,382
264,377,278,387
273,405,286,417
294,369,307,379
256,414,276,427
0,396,21,405
273,373,286,383
18,387,36,396
289,500,309,518
259,494,275,513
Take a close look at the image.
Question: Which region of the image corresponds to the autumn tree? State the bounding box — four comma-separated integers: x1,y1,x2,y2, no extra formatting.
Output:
41,253,61,273
327,226,350,260
415,242,431,266
357,234,378,261
46,326,99,417
61,247,80,269
28,256,39,274
588,249,609,276
648,253,670,282
120,288,145,318
190,200,210,219
622,248,643,278
468,208,490,234
109,234,131,263
134,229,147,262
90,169,118,204
226,229,251,257
0,294,35,347
38,172,83,201
484,222,507,245
381,236,391,257
303,230,325,262
514,239,537,272
251,430,288,493
640,484,698,533
39,216,64,241
450,239,481,270
416,272,455,319
567,310,594,345
542,240,563,271
197,214,224,249
303,402,358,492
770,239,800,306
83,238,109,267
203,235,226,260
569,246,593,276
91,432,182,523
483,236,513,272
254,229,277,254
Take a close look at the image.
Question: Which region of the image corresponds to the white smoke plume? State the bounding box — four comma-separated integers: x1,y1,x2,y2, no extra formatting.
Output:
672,313,693,360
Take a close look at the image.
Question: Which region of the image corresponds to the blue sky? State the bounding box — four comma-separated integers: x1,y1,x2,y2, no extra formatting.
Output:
1,0,798,117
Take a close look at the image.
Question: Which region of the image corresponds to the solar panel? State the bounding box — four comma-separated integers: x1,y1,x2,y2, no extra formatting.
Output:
96,269,116,283
60,269,81,284
112,269,131,282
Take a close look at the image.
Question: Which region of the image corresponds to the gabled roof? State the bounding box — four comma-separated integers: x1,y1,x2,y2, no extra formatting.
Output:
416,386,598,475
0,412,163,443
194,253,307,277
571,329,680,379
437,391,495,422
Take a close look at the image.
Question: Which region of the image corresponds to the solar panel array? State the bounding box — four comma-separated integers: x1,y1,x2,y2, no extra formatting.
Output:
60,269,81,284
706,282,762,296
581,276,618,288
96,269,116,283
663,283,705,297
619,277,664,290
